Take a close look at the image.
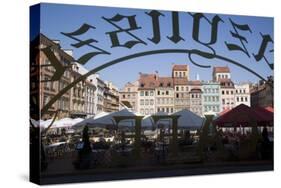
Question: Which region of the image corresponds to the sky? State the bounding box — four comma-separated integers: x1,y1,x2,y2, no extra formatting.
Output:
35,3,274,89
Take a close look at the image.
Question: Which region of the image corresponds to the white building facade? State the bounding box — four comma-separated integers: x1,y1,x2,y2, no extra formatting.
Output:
234,83,251,106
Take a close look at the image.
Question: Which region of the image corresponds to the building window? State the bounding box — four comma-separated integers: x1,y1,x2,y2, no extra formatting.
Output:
150,99,154,105
237,97,239,102
145,99,149,105
245,97,248,102
166,91,169,95
176,93,179,98
140,99,144,105
140,91,144,96
222,90,224,95
176,86,179,91
150,91,154,96
145,91,149,96
158,90,160,95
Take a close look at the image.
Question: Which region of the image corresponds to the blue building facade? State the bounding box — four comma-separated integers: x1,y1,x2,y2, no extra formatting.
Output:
201,81,221,115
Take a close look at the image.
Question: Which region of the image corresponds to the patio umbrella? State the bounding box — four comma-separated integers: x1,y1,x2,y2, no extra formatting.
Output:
52,118,78,128
172,109,204,130
152,111,171,128
73,111,111,129
73,108,141,130
141,115,155,129
214,104,271,127
30,118,46,129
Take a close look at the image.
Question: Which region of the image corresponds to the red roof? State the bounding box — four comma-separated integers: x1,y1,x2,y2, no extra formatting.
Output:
138,73,157,89
214,104,273,127
157,77,173,87
139,74,174,89
172,64,188,71
213,66,230,73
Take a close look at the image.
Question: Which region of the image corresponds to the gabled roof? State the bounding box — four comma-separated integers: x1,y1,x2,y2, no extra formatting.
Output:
138,73,174,89
138,73,158,89
157,77,173,87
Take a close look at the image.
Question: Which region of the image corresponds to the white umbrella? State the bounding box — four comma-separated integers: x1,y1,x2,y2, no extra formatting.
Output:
30,118,45,129
74,108,142,129
73,118,84,124
73,112,111,129
40,119,53,129
51,118,79,128
172,109,204,130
